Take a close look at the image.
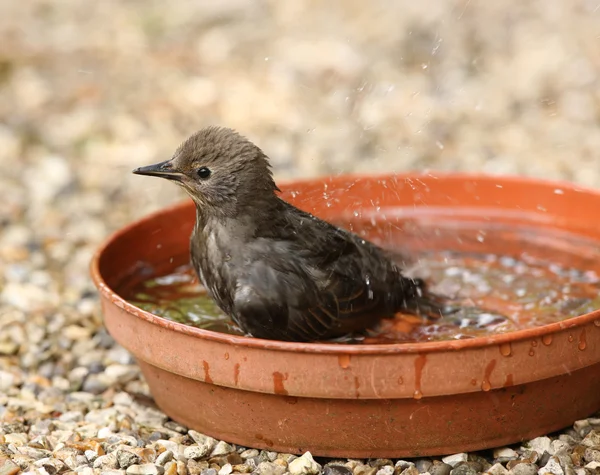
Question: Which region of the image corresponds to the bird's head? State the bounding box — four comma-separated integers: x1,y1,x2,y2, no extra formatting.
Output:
133,127,279,217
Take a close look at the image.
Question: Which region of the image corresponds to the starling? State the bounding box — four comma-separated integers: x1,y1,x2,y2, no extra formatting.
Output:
133,126,449,342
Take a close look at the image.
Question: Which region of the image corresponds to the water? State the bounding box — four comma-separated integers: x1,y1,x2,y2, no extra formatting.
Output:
123,219,600,344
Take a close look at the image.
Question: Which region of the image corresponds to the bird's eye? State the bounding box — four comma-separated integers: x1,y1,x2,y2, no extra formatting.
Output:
197,167,211,179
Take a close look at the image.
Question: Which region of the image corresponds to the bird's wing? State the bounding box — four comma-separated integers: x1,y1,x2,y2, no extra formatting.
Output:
232,258,334,341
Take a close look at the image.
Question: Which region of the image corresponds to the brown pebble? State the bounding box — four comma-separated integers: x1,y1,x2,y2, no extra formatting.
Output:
0,457,20,475
273,459,288,468
187,460,208,475
231,465,252,473
177,461,187,475
165,461,178,475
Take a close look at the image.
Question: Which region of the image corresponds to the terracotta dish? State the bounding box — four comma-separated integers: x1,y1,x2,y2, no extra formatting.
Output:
91,173,600,458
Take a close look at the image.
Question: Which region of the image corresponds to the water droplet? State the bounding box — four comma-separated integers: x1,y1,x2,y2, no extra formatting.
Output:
554,189,564,195
528,348,535,357
568,334,574,342
421,63,428,69
353,210,360,217
579,330,587,351
435,140,444,150
499,343,512,357
413,390,423,400
531,340,538,347
481,380,491,392
541,334,553,346
397,376,404,385
495,184,503,189
595,320,600,327
338,354,351,369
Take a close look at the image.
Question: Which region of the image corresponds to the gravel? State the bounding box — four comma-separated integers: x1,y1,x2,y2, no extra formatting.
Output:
2,1,600,474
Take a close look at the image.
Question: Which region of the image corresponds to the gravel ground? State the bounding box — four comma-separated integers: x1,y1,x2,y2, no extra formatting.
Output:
2,1,600,474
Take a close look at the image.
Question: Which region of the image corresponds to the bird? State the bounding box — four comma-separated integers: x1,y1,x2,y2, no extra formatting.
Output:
132,126,452,342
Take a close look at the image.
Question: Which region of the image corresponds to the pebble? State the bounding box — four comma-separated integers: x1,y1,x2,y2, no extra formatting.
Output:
494,448,519,462
239,450,259,460
155,451,174,467
288,452,321,475
581,431,600,448
508,463,538,475
325,465,353,475
255,462,286,475
376,466,394,475
210,442,233,457
441,455,468,468
184,446,211,461
429,462,452,475
537,457,564,475
487,463,509,475
126,464,164,475
118,450,142,469
527,437,552,456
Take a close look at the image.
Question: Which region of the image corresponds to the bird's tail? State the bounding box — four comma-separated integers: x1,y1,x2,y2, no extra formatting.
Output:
399,277,460,319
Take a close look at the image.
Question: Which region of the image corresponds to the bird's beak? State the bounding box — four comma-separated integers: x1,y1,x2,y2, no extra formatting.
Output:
132,160,183,181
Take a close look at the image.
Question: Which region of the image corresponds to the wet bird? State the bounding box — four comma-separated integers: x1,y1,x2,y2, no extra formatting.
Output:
133,126,450,342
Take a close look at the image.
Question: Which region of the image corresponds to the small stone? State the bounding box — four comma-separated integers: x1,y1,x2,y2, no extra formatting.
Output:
429,462,452,475
164,461,178,475
82,374,109,394
210,441,233,457
217,464,232,475
4,433,28,445
449,465,476,475
85,450,99,462
105,364,139,384
187,460,209,475
0,457,20,475
184,445,211,461
231,464,252,473
573,420,591,437
441,455,468,468
584,447,600,463
200,469,217,475
240,450,258,460
581,431,600,448
34,457,66,475
414,460,432,474
156,451,174,467
377,467,394,475
325,465,353,475
94,454,120,470
119,450,143,469
550,440,570,456
527,437,552,455
126,464,164,475
508,463,538,475
584,461,600,469
494,448,519,462
487,463,509,475
538,457,564,475
17,446,51,460
98,471,125,475
254,462,286,475
288,452,321,475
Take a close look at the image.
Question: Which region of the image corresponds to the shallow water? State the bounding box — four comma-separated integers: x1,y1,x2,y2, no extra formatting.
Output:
124,219,600,344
